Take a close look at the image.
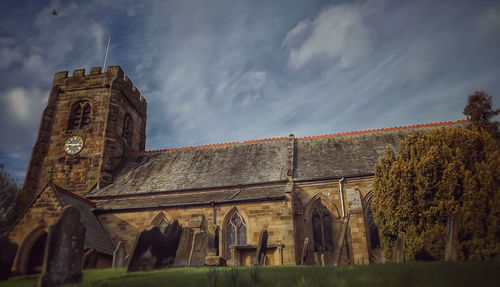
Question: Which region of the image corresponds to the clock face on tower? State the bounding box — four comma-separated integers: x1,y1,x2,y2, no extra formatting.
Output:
64,136,84,155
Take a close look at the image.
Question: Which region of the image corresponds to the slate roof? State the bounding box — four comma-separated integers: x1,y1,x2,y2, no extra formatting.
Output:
86,120,467,199
54,186,115,255
294,120,467,180
86,139,289,198
95,184,286,211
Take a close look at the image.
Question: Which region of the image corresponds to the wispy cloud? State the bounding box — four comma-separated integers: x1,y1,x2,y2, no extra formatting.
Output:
0,0,499,183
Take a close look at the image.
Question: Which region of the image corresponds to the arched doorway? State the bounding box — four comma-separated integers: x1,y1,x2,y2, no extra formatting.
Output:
16,227,48,275
26,232,47,274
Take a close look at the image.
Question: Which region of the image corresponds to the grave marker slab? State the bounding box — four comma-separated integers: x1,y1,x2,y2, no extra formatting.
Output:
112,241,126,268
173,227,194,267
254,229,268,266
38,206,86,287
189,232,210,266
127,220,183,272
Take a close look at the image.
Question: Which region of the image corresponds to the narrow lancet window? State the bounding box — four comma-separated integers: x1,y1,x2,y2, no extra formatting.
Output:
68,102,91,130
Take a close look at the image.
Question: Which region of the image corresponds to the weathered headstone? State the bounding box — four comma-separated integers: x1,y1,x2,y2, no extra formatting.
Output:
38,206,86,287
189,214,208,233
254,229,268,266
445,213,459,261
0,236,18,280
391,233,405,263
156,220,183,268
205,224,226,266
112,241,126,268
206,224,219,256
126,226,161,272
300,237,309,266
189,232,210,266
127,220,183,272
173,227,194,267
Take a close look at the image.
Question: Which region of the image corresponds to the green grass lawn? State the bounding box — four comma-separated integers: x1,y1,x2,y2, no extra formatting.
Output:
1,261,499,287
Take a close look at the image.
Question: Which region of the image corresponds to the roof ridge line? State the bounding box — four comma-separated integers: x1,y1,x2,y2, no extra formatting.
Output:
132,119,468,155
132,136,290,155
297,119,468,140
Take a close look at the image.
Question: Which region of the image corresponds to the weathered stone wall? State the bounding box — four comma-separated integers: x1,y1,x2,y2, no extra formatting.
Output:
292,176,373,265
7,185,62,273
98,198,296,265
22,66,147,198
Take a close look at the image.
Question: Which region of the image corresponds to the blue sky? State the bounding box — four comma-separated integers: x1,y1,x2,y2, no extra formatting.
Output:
1,0,499,183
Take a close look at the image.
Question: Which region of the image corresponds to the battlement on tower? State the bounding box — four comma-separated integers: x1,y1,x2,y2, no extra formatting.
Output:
52,66,147,116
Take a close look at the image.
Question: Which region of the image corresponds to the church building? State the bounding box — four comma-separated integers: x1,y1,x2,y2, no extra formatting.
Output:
6,66,466,273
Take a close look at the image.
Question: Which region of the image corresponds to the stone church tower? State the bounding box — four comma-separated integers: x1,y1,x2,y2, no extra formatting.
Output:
23,66,147,197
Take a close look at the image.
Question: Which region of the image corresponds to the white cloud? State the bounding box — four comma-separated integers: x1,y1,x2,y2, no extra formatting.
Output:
478,5,500,38
2,88,46,123
283,4,370,69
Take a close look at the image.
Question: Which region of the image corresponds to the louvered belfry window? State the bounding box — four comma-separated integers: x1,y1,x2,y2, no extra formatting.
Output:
312,202,334,252
122,114,132,144
69,102,91,130
225,212,247,259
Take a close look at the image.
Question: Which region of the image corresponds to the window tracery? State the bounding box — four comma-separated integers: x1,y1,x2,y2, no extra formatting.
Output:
225,211,247,259
68,102,91,130
312,201,334,252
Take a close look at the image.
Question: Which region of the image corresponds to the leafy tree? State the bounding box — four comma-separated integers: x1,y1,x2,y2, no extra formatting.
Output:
0,164,19,235
372,127,500,261
463,91,500,137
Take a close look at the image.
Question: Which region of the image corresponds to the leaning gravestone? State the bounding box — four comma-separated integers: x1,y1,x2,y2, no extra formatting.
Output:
0,236,18,280
391,233,405,263
189,232,211,266
127,220,183,272
127,226,165,272
205,224,226,266
254,229,268,266
38,206,86,287
155,220,183,269
173,227,194,267
112,241,126,268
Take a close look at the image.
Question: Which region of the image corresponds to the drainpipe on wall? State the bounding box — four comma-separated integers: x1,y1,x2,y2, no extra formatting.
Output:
339,178,345,218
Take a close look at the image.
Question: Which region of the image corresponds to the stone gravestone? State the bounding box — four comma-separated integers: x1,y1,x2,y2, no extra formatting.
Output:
127,220,183,272
126,226,161,272
173,227,194,267
38,206,86,287
189,232,210,266
0,236,18,280
445,213,459,261
391,233,405,263
205,224,226,266
254,229,268,266
155,220,183,269
112,241,126,268
300,237,309,266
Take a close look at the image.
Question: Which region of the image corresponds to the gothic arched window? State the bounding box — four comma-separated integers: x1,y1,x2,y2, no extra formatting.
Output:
122,114,132,144
225,211,247,259
68,102,91,130
312,202,334,252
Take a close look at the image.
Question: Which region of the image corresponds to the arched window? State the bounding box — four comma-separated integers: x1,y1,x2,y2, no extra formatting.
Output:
312,202,334,252
68,102,91,130
225,211,247,259
150,212,170,230
122,114,132,144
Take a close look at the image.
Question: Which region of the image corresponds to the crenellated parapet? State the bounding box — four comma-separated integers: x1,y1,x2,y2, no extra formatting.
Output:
52,66,147,116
